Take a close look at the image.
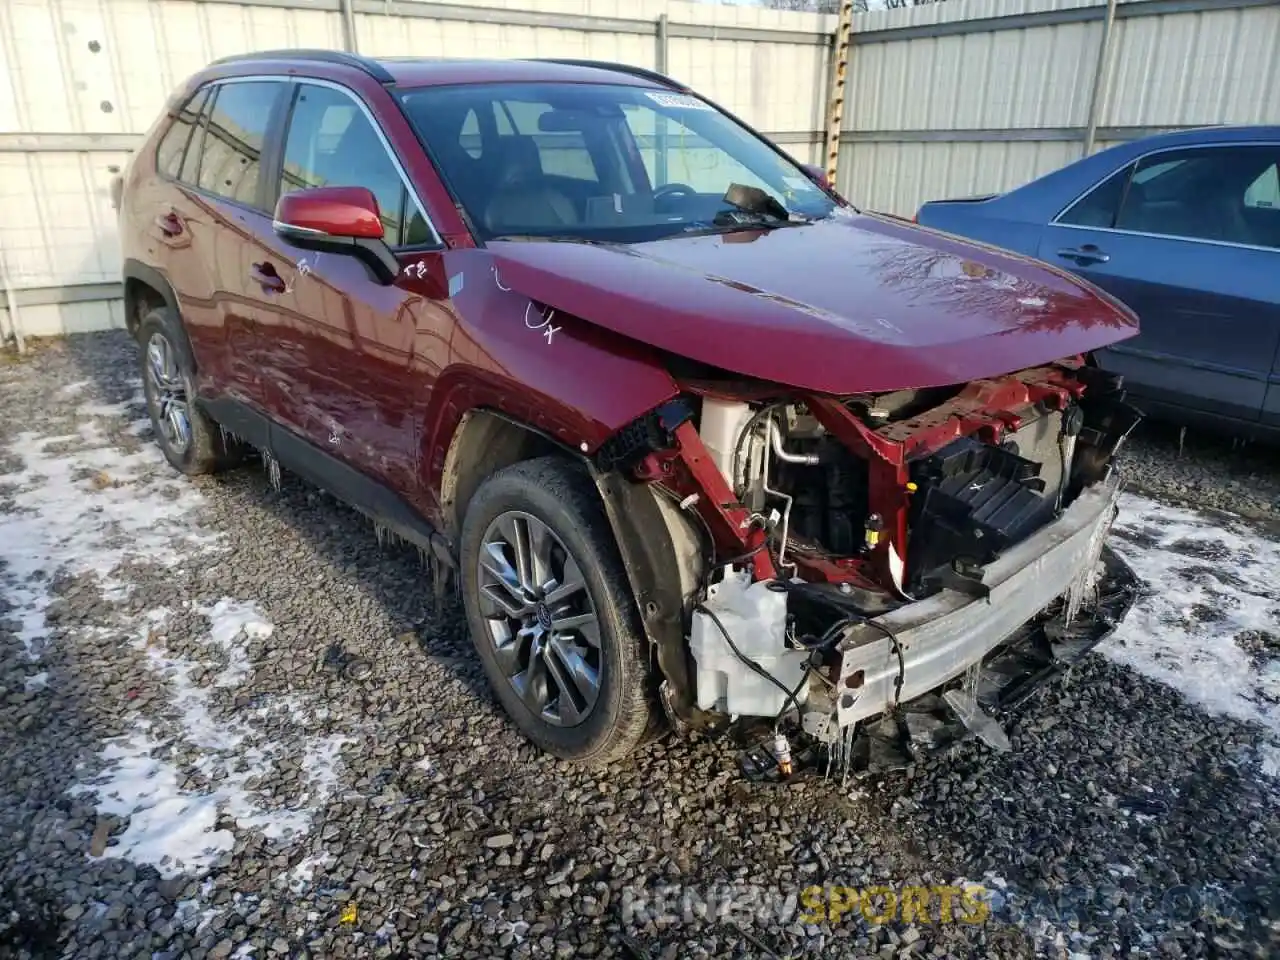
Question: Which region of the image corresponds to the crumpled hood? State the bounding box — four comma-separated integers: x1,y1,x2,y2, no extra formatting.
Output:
487,211,1139,394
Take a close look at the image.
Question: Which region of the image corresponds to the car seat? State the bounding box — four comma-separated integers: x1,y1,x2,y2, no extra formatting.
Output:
482,135,577,233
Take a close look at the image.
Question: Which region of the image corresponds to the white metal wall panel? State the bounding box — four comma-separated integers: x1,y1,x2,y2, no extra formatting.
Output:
854,0,1100,34
669,38,828,136
412,0,828,33
356,16,653,65
1104,6,1280,128
847,21,1101,133
142,1,343,110
355,2,826,139
0,151,127,288
1,300,126,338
0,0,343,140
840,139,1082,218
1,0,128,136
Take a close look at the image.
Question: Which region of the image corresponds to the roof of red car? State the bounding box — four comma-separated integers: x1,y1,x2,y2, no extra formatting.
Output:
203,51,670,90
375,57,665,89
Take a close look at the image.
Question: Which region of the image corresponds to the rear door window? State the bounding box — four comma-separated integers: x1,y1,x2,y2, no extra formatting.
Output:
1245,163,1279,209
180,90,215,184
1114,145,1280,248
1056,165,1131,228
156,86,210,179
196,81,286,207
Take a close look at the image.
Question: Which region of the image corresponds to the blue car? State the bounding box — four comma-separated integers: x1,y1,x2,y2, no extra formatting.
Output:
916,127,1280,438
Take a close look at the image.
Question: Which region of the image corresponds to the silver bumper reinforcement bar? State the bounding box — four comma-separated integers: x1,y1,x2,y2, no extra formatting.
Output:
831,476,1124,730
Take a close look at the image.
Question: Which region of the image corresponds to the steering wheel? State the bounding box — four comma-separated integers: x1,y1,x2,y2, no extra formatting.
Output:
652,182,698,203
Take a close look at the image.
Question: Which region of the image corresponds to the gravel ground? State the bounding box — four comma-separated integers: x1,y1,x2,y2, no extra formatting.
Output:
1120,422,1280,525
1,332,1277,960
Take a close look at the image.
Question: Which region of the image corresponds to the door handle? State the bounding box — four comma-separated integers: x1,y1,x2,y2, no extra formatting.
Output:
154,212,183,237
250,262,286,294
1057,244,1110,265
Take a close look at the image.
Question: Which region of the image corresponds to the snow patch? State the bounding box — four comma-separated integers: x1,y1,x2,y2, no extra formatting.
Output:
285,852,335,894
23,671,49,692
56,379,91,397
1105,493,1280,776
70,725,232,875
198,599,272,687
70,606,355,877
1261,744,1280,779
2,416,354,879
77,401,141,420
75,379,147,423
0,423,216,659
414,756,436,776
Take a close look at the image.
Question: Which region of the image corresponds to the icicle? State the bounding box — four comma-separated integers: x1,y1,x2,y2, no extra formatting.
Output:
433,554,446,611
218,424,244,449
373,521,386,548
263,452,281,491
840,723,856,787
1063,487,1119,625
963,662,980,699
1177,425,1187,458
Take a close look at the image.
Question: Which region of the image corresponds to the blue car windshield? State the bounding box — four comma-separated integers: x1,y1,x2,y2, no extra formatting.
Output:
396,81,837,243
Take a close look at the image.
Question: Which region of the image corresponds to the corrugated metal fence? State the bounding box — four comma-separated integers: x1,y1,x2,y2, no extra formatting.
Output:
1,0,1276,339
844,0,1280,215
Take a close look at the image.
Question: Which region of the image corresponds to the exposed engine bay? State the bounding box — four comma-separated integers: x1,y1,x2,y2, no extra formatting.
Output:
593,357,1143,779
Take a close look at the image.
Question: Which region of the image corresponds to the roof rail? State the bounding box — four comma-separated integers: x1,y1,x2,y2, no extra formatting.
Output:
527,59,687,91
210,48,395,85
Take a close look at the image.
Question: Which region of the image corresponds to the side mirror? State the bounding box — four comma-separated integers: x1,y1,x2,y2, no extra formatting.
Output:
273,186,399,284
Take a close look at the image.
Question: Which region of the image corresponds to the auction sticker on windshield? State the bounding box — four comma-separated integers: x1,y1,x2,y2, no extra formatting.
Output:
782,176,821,193
644,91,714,111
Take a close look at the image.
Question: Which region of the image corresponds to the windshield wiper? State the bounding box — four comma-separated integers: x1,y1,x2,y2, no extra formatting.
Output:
489,234,605,244
710,209,808,228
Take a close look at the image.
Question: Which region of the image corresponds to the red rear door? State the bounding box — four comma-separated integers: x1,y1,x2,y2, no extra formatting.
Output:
179,79,291,413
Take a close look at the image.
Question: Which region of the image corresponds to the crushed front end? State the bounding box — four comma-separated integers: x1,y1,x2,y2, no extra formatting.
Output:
591,357,1142,778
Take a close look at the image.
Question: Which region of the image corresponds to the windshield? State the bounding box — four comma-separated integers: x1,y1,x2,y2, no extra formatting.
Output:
395,81,838,243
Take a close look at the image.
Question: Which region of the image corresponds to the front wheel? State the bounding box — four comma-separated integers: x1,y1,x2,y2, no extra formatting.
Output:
459,457,655,764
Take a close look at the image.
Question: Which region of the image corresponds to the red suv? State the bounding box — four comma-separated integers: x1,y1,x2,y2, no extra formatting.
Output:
117,51,1142,775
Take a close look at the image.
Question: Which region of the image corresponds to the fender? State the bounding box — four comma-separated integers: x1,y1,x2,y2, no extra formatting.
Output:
418,248,680,499
122,259,199,373
123,259,180,317
408,247,704,717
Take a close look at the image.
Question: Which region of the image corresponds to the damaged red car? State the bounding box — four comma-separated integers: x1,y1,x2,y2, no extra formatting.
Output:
117,52,1143,776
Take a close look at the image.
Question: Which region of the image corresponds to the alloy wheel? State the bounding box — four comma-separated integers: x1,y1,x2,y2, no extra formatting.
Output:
145,331,192,455
476,511,603,727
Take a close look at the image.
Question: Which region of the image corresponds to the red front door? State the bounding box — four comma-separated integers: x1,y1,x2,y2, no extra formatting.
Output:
248,79,454,506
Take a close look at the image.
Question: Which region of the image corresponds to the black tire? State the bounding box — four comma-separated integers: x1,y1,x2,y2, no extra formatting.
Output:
137,307,241,476
459,456,655,764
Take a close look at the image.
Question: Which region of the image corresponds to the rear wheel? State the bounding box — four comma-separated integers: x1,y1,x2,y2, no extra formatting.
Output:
459,457,654,764
138,307,241,475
